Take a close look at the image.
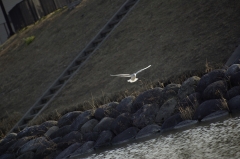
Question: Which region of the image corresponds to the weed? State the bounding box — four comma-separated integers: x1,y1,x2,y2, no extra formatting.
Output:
23,36,35,45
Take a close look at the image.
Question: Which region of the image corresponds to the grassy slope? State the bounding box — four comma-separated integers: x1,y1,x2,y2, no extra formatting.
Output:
42,0,240,116
0,0,125,136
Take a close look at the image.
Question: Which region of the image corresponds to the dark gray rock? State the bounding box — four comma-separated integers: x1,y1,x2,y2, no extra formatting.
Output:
228,95,240,112
227,86,240,100
81,119,99,133
116,96,135,113
17,151,34,159
177,92,202,109
70,141,95,157
58,131,83,149
196,69,226,93
155,98,177,124
93,108,105,120
0,139,17,155
93,117,114,133
112,127,139,145
178,76,200,99
58,111,82,128
44,126,59,138
161,114,183,131
70,110,93,131
174,120,198,129
201,110,229,122
44,150,61,159
230,71,240,86
52,137,62,145
203,80,228,100
18,137,54,155
111,113,132,135
8,136,35,152
162,84,181,101
94,130,114,148
132,104,160,129
226,64,240,77
49,125,71,139
94,103,120,120
136,124,161,139
39,120,58,130
17,125,46,139
0,133,17,147
0,153,15,159
193,99,228,121
132,87,163,113
55,142,82,159
83,132,99,142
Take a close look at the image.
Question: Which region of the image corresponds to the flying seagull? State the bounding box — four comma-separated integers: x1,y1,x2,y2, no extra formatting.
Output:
110,65,151,83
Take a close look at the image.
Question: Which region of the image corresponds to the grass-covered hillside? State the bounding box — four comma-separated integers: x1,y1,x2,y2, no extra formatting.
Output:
1,0,240,137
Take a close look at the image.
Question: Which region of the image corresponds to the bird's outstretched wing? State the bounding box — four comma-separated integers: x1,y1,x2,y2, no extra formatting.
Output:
135,65,151,74
110,74,131,77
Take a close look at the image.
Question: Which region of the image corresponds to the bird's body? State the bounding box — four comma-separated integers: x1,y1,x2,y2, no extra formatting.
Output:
110,65,151,83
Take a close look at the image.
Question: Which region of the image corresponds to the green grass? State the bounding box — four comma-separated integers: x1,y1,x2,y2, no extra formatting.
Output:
23,36,35,45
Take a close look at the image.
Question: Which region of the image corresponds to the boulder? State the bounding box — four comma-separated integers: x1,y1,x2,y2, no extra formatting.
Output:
58,111,82,128
44,150,61,159
94,130,114,148
0,133,17,147
58,131,83,149
174,120,198,129
18,137,54,155
93,108,105,120
49,125,71,139
201,110,229,122
83,132,99,142
227,86,240,100
162,84,181,101
178,76,200,99
52,137,62,145
0,153,15,159
225,64,240,77
116,96,135,113
196,69,226,93
55,142,82,159
203,80,228,100
70,110,93,131
230,71,240,86
228,95,240,112
81,119,99,133
132,104,160,129
17,125,46,139
70,141,95,157
93,117,114,132
39,120,58,130
94,103,120,120
136,124,161,139
132,87,163,113
193,99,228,121
17,151,34,159
0,140,17,155
177,92,202,109
8,136,35,152
161,114,184,131
44,126,59,138
112,127,139,145
111,113,132,135
155,98,177,124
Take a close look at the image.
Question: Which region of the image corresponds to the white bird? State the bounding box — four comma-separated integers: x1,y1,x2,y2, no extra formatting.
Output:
110,65,151,83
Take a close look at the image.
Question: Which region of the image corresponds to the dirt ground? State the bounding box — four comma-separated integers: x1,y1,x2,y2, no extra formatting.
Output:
1,0,240,136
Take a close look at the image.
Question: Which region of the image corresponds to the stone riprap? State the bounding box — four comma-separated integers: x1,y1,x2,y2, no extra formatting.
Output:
1,64,240,158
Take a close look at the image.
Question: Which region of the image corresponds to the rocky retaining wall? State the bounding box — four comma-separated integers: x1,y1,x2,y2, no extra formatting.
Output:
1,63,240,159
